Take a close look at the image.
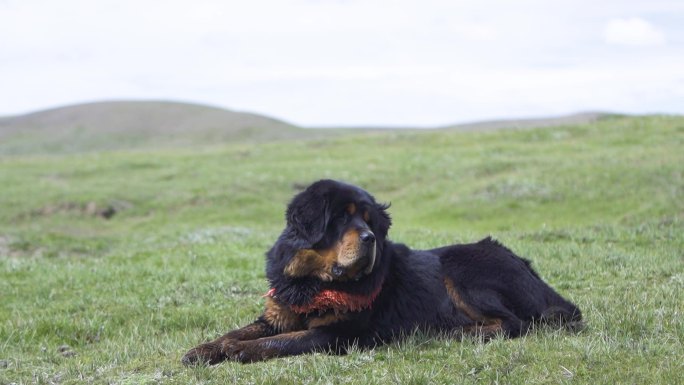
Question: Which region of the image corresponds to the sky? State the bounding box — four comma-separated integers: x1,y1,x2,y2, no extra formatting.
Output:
1,0,683,126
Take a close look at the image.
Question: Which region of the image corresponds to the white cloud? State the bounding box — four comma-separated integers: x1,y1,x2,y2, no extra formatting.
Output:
604,17,666,46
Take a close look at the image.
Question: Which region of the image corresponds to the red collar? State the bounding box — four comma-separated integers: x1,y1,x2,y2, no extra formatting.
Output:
264,281,383,314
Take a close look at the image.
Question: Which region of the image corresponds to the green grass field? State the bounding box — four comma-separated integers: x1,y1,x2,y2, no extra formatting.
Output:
1,116,683,384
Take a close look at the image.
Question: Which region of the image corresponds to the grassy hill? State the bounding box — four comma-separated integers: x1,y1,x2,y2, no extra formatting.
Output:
0,100,308,154
1,101,622,155
0,115,682,384
439,112,612,131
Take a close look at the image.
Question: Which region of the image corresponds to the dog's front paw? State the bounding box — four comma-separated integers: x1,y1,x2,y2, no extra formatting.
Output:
181,342,227,366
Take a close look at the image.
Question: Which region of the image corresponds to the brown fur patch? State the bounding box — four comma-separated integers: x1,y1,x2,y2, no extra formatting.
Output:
284,249,336,281
222,321,272,342
307,312,349,329
264,330,309,342
363,210,370,222
464,318,503,338
227,331,311,363
444,277,483,321
263,297,304,333
347,203,356,215
445,278,503,336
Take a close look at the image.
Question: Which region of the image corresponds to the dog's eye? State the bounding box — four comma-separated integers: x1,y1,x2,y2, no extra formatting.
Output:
336,212,350,225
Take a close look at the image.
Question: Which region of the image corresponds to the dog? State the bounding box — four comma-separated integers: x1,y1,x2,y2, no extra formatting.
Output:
182,179,582,364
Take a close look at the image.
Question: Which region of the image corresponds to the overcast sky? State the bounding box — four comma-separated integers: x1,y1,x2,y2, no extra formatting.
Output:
1,0,683,126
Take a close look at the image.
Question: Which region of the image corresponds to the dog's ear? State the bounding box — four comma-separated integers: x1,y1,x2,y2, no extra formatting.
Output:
286,187,330,245
371,202,392,240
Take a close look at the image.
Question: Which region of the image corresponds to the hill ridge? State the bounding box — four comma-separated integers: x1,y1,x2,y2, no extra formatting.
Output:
0,100,304,154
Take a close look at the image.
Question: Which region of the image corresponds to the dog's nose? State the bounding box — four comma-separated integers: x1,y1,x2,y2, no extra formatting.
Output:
359,231,375,244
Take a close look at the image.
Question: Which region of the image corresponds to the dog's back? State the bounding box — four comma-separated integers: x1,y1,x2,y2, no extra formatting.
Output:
434,237,582,337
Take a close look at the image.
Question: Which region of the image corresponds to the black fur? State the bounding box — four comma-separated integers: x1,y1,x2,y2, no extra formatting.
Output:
182,179,582,364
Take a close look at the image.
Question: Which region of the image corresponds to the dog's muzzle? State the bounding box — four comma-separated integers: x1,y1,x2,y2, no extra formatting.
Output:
332,230,376,281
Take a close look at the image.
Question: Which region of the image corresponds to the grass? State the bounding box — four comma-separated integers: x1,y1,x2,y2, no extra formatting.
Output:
1,115,683,384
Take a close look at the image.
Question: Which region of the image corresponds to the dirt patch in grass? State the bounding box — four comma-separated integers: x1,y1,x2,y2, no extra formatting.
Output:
20,200,133,220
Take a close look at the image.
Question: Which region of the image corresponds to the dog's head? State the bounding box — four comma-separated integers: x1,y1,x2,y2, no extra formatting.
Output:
282,179,391,282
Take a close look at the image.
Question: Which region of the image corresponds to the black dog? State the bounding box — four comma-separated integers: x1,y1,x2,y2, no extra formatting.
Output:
182,179,582,364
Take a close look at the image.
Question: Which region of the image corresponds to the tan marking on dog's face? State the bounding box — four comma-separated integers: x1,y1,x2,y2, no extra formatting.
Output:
283,228,369,281
363,210,370,222
336,228,361,267
263,297,304,333
347,203,356,215
335,227,377,280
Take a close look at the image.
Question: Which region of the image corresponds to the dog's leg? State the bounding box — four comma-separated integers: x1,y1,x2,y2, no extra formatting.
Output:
222,327,357,363
539,304,584,332
182,297,304,365
181,318,277,365
444,278,530,339
462,288,531,338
